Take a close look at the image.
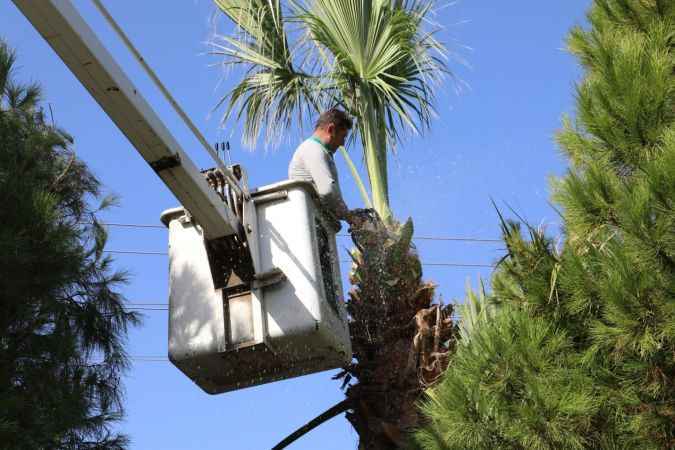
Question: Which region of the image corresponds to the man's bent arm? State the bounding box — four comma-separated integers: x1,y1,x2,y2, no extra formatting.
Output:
302,146,350,220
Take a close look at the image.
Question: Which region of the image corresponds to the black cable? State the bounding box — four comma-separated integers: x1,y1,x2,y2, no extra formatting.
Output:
104,250,495,268
94,221,501,243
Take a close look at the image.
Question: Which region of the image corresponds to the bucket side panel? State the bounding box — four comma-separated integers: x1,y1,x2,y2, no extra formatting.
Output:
167,220,226,359
257,188,322,342
256,186,351,365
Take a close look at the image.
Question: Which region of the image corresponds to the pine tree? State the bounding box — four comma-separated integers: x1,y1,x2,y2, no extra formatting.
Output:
414,1,675,448
0,40,140,449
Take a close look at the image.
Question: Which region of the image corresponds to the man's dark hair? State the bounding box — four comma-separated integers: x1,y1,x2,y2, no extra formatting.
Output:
315,108,352,131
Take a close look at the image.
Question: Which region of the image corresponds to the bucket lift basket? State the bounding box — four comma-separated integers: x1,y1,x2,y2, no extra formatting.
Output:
161,179,352,394
10,0,351,397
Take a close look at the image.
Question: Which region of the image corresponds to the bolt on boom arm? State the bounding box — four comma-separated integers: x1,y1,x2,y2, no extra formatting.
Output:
12,0,240,241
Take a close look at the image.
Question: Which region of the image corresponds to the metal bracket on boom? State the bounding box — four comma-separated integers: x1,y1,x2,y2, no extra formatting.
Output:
149,153,181,173
201,164,283,292
200,163,280,352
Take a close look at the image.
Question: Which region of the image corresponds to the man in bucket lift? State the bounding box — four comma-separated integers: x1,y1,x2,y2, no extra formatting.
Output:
289,108,368,230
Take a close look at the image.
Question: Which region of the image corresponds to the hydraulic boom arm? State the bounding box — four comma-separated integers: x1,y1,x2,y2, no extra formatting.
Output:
12,0,239,240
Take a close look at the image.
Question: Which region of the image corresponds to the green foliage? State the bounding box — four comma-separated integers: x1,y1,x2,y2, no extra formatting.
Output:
456,279,494,345
415,1,675,448
212,0,448,221
415,308,597,450
0,40,139,449
349,217,423,309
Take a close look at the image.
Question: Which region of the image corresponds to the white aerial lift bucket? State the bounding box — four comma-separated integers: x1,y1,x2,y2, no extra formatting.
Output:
161,180,352,394
13,0,352,397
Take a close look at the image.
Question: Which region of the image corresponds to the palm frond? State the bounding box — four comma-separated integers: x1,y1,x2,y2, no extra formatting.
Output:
458,278,496,344
291,0,448,219
297,0,447,145
213,0,451,218
213,0,318,147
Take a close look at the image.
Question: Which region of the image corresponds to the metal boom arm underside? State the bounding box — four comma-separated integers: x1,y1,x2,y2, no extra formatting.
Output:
12,0,238,240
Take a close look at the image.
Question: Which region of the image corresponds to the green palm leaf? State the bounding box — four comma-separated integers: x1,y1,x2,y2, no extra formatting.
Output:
458,278,496,344
213,0,449,220
297,0,445,140
213,0,318,146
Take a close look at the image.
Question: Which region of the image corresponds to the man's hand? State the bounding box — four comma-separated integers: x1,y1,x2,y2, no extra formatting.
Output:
346,211,364,228
346,208,376,230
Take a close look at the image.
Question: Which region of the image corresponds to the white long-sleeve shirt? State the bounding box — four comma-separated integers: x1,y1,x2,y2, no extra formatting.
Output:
288,137,349,220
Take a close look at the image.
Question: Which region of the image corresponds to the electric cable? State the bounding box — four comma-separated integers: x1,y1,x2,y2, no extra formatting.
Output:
103,250,496,268
93,221,502,243
104,250,167,255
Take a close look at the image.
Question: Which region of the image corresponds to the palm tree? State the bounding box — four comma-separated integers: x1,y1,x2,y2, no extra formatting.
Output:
211,1,456,448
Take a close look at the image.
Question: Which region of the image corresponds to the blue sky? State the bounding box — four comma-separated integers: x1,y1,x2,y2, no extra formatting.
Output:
3,1,591,448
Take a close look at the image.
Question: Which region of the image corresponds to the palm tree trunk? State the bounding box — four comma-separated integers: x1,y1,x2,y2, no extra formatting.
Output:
338,213,457,449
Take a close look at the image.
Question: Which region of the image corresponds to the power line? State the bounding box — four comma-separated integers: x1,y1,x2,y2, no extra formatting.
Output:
125,303,167,307
123,303,463,329
104,250,496,269
125,307,168,311
130,356,169,362
86,356,168,362
104,250,167,255
422,262,494,268
94,221,501,243
97,222,164,229
125,302,464,313
104,250,165,255
400,236,501,243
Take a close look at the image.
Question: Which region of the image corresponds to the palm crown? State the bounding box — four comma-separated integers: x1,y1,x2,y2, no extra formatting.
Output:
212,0,447,222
